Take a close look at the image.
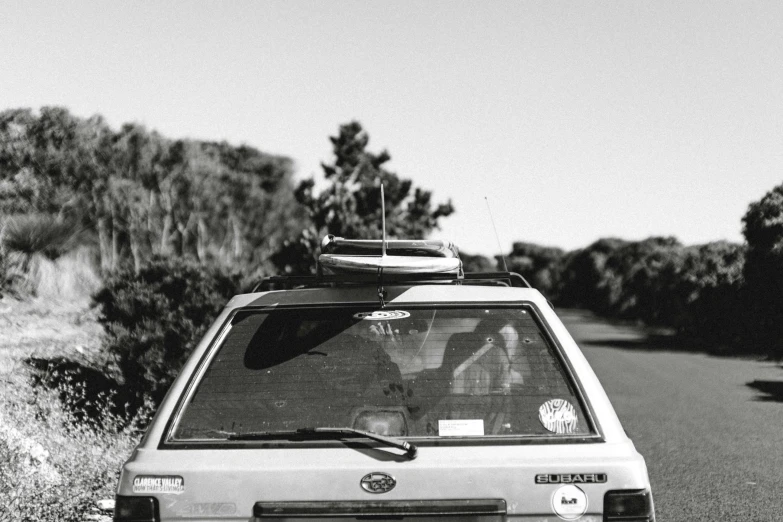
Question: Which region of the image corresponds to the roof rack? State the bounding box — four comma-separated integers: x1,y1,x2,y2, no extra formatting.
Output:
252,271,531,292
462,272,531,288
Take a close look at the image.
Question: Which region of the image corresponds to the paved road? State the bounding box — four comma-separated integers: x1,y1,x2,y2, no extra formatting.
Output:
558,309,783,521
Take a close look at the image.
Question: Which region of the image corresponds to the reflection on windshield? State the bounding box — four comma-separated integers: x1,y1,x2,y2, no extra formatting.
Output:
172,307,590,441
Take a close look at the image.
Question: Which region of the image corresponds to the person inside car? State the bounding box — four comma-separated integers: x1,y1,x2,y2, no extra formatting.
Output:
448,318,526,395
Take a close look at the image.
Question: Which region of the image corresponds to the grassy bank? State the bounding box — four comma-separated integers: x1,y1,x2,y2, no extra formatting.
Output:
0,296,141,521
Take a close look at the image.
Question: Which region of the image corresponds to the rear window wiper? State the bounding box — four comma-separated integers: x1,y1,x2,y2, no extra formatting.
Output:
228,427,418,459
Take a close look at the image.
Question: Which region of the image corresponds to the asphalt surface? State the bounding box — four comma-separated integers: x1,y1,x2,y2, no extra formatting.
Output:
558,309,783,521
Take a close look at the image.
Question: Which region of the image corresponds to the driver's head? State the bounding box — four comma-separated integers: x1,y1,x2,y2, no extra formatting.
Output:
476,318,519,354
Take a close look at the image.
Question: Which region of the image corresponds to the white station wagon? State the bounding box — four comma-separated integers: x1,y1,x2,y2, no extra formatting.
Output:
114,236,655,522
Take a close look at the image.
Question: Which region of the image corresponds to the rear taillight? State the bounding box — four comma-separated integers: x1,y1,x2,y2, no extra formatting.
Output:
603,489,655,521
113,495,159,522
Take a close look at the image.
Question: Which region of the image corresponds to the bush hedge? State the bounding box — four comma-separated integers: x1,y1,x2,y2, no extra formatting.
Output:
551,237,751,353
742,182,783,358
94,257,241,407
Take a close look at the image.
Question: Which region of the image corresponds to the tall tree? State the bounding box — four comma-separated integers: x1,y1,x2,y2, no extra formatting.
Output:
274,121,454,273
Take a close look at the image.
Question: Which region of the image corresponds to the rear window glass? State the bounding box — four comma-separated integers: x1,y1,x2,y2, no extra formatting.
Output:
170,306,593,442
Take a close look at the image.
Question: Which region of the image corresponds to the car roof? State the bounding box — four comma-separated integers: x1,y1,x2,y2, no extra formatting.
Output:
230,282,550,309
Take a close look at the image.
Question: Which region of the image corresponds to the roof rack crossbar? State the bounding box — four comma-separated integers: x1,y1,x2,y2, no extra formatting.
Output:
462,272,531,288
253,271,531,292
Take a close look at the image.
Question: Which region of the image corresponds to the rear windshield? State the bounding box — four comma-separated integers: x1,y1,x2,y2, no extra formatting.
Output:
169,306,594,442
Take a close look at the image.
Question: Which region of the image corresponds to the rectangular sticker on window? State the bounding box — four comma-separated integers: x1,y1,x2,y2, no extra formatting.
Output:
438,419,484,436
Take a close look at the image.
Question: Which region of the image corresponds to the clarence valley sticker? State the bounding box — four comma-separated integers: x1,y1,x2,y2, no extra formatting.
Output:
133,475,185,494
552,485,588,520
538,399,578,434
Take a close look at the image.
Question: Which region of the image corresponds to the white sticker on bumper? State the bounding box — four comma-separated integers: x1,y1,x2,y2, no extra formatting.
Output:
552,485,588,520
132,475,185,494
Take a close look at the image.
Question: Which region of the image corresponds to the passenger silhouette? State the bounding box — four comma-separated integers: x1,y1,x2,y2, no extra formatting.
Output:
447,318,525,395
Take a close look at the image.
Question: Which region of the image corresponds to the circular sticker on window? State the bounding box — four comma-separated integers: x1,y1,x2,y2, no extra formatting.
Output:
551,485,587,520
354,310,410,321
538,399,578,434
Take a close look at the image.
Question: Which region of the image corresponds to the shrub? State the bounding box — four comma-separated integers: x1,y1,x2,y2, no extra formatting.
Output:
674,242,746,352
460,252,498,273
0,247,101,300
557,238,629,312
607,237,687,325
557,236,689,326
742,183,783,358
1,214,86,260
506,242,565,300
0,379,144,522
25,357,135,427
0,214,97,299
556,237,755,355
94,257,241,407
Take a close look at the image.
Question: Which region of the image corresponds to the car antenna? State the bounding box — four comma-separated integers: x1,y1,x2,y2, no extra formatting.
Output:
377,182,387,307
485,196,509,272
381,183,387,258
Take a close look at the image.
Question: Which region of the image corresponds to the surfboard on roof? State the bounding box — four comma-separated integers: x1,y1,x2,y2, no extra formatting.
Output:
318,234,463,276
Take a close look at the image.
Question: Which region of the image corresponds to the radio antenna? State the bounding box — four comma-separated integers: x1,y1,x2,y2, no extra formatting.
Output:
381,183,387,257
485,197,509,272
377,182,388,308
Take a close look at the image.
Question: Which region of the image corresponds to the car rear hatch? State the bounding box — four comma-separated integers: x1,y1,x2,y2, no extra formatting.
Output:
119,440,649,521
116,295,653,521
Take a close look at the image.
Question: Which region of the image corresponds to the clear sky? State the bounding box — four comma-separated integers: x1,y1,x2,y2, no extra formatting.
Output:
2,1,781,255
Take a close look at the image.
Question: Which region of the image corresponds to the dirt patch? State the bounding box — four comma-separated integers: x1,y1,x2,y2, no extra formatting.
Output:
0,296,106,376
0,296,138,521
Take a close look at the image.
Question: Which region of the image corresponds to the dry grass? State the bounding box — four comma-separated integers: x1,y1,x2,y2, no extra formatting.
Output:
30,247,102,300
0,270,141,520
3,246,102,302
0,382,144,521
0,244,104,369
0,298,104,375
